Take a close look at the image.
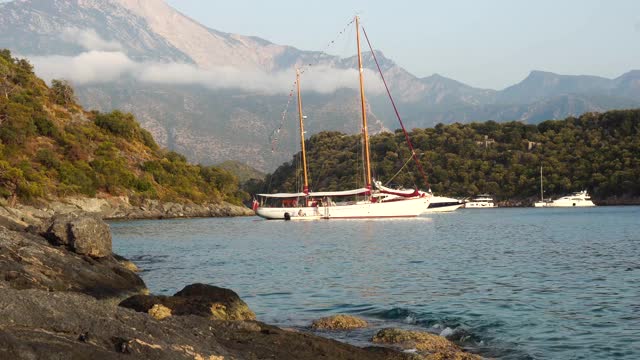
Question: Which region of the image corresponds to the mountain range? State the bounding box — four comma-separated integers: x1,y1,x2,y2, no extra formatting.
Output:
1,0,639,171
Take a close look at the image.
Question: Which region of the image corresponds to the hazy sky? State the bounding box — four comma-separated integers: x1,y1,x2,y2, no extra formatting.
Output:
165,0,640,90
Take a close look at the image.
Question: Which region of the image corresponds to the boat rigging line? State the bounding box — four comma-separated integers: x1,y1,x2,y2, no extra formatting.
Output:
384,154,415,187
361,25,431,190
265,17,360,194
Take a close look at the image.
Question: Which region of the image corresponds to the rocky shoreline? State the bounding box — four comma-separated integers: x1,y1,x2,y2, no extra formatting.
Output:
0,210,482,359
0,195,254,230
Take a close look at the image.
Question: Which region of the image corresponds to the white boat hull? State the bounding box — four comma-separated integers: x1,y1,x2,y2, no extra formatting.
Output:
255,206,322,220
256,196,429,220
464,202,496,208
323,197,429,219
424,196,463,213
534,190,596,207
534,200,595,207
424,203,464,212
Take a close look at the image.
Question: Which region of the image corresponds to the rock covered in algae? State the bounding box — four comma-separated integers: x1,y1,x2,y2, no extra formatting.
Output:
311,314,369,330
120,283,256,321
148,304,172,320
372,328,481,360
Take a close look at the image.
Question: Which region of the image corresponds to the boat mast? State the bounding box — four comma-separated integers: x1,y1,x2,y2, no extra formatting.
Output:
540,166,543,201
355,16,372,190
296,68,309,194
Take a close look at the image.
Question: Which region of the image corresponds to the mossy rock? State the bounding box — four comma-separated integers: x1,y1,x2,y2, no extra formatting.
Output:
372,328,481,360
311,314,368,330
148,304,172,320
119,283,255,321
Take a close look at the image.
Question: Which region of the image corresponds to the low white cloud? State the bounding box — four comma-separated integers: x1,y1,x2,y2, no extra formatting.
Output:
30,51,135,84
27,51,384,95
60,27,124,51
32,26,384,94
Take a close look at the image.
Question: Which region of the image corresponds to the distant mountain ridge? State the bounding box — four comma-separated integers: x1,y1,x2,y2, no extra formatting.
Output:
496,70,640,104
1,0,639,171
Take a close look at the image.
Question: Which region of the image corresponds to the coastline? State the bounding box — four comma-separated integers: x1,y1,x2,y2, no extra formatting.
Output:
4,193,634,227
1,196,254,229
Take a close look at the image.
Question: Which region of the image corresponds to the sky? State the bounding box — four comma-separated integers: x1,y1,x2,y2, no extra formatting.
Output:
165,0,640,90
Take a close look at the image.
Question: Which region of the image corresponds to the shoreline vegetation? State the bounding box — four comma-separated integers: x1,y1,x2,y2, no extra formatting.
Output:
0,210,481,359
260,110,640,205
0,49,250,218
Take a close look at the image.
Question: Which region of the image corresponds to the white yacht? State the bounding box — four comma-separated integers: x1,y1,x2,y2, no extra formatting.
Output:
424,195,464,212
464,194,496,208
535,190,595,207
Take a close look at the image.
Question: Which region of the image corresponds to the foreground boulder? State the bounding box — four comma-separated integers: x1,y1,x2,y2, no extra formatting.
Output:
42,212,112,258
0,288,405,360
311,314,369,330
0,225,145,299
120,283,256,321
372,328,481,360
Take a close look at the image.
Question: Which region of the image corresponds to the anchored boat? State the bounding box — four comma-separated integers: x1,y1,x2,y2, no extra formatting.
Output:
464,194,496,208
535,190,595,207
255,16,431,220
533,167,596,207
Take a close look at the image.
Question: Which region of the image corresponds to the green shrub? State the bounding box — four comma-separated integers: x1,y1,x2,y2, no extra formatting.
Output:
94,111,139,140
50,79,76,106
0,103,37,145
165,151,187,163
35,148,60,169
33,115,59,137
17,181,44,200
57,161,97,196
140,129,159,150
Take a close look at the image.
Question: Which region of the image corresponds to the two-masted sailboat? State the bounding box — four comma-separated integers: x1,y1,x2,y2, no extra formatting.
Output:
255,16,431,220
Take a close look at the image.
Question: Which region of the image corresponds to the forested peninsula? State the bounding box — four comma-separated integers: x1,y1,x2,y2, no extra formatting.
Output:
0,50,251,218
261,110,640,205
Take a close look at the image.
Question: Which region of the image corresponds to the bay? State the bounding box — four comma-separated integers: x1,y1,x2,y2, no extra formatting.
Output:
112,206,640,359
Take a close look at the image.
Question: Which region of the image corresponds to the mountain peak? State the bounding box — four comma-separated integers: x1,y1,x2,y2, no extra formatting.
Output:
422,73,467,87
525,70,560,80
529,70,556,75
427,73,446,79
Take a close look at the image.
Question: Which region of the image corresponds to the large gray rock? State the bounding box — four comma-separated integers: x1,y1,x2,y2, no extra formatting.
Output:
0,226,145,299
68,215,112,258
0,288,402,360
43,212,112,258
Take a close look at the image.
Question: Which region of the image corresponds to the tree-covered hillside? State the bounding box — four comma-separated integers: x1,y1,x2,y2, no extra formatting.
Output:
262,110,640,202
0,50,245,205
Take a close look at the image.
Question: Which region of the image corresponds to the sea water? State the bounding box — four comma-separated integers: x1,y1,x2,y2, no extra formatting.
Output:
111,206,640,359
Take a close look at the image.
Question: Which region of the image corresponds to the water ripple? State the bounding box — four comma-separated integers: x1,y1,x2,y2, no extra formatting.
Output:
112,206,640,359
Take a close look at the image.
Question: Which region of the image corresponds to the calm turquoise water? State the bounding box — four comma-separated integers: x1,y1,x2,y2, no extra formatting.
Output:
111,207,640,359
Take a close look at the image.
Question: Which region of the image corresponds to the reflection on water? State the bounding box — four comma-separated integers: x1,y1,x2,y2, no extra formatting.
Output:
112,207,640,360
